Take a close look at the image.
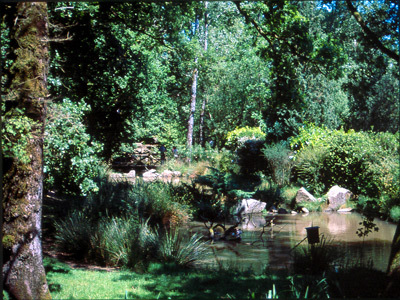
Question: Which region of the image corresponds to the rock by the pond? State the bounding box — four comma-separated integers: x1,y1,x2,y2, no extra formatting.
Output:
126,170,136,178
327,185,352,210
109,170,135,180
236,199,266,215
161,170,174,177
302,207,310,214
143,169,159,180
160,170,182,178
173,171,181,177
337,207,353,213
296,187,317,203
277,208,288,214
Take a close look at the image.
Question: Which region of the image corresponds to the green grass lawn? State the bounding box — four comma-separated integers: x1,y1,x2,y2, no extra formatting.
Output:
45,259,276,300
42,256,390,299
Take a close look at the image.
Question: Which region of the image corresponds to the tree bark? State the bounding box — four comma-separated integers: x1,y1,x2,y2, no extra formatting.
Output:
386,221,400,297
199,2,208,147
187,61,198,148
2,2,51,299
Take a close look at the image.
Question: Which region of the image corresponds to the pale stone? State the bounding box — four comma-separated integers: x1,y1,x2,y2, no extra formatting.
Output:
338,207,353,213
126,170,136,178
327,185,352,210
161,170,174,177
296,187,317,203
236,199,266,215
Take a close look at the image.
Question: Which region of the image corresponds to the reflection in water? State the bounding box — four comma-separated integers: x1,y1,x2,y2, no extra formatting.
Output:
186,212,396,274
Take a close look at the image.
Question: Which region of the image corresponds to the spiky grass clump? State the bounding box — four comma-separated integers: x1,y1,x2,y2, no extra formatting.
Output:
93,216,140,267
157,231,209,267
54,211,94,259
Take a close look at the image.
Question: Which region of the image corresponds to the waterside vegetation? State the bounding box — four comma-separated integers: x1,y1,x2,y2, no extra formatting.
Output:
2,1,399,299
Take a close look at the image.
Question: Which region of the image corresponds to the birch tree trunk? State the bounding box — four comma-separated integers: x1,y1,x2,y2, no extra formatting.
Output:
187,60,198,148
2,2,51,299
199,1,208,147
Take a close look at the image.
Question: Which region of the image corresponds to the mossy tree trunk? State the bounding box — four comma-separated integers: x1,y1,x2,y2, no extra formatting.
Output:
386,221,400,297
2,2,51,299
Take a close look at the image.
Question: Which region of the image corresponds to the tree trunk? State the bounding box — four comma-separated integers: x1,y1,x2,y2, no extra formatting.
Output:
199,2,208,147
2,2,51,299
187,61,198,148
386,221,400,297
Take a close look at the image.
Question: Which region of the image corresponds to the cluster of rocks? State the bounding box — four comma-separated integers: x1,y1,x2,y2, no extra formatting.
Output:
109,169,182,182
296,185,353,212
109,170,136,180
142,169,182,181
235,185,353,216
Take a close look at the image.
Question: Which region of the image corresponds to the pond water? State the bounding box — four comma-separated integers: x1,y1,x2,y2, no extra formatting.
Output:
185,212,397,274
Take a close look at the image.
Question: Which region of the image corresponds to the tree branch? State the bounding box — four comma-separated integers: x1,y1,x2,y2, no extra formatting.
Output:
345,0,399,62
233,1,274,47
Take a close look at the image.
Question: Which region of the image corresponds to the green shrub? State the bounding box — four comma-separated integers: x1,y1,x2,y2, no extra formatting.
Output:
281,185,300,207
290,124,399,217
297,199,326,212
253,179,283,208
262,142,293,187
82,175,190,228
44,99,103,196
226,126,266,150
237,139,267,174
209,148,239,174
291,146,328,195
53,172,193,265
390,206,400,222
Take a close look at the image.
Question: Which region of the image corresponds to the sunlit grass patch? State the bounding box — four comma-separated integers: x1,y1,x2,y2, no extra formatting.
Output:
46,257,274,300
47,269,142,299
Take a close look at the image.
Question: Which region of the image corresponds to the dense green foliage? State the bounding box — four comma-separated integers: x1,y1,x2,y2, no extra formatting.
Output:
3,0,397,198
2,1,399,299
290,124,399,217
44,99,103,196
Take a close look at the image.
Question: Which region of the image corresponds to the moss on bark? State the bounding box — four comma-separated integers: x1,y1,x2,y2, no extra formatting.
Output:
2,2,51,299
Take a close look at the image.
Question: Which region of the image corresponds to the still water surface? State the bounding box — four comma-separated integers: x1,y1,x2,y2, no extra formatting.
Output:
185,212,396,274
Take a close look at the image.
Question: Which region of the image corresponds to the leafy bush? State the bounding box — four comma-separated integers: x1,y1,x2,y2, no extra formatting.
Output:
262,142,293,187
209,148,239,174
44,99,103,196
297,199,326,212
390,206,400,222
225,128,267,175
291,146,328,195
226,126,266,150
290,124,399,217
280,185,300,207
237,139,267,174
43,257,72,274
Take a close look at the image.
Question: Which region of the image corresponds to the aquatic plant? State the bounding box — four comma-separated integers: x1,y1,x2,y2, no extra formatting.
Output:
292,235,344,275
